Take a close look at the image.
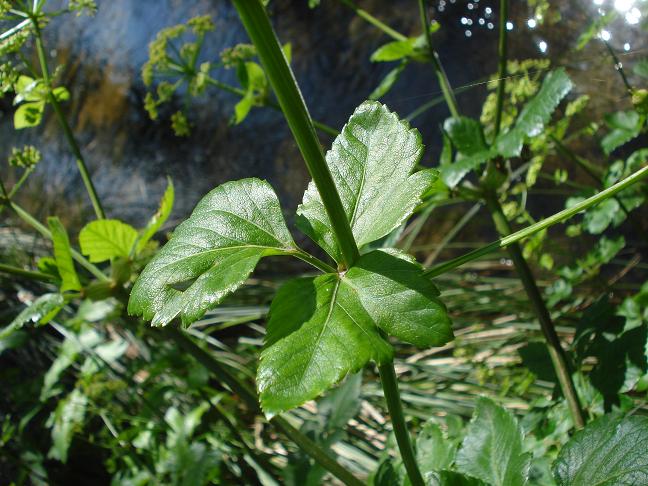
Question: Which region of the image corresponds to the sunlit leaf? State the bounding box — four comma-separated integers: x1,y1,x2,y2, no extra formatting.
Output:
79,219,139,263
456,397,531,486
48,217,81,292
297,101,435,262
129,178,295,327
601,110,645,155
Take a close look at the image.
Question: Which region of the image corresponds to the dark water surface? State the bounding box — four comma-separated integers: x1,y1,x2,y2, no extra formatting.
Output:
1,0,646,239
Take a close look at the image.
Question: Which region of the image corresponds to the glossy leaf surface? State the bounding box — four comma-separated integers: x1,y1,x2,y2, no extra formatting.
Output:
553,413,648,485
129,178,295,326
258,275,393,415
136,177,175,253
455,397,531,486
297,101,435,262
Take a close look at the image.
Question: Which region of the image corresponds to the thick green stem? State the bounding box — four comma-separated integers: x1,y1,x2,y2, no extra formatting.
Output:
485,195,585,429
166,328,364,486
232,0,358,268
424,164,648,277
493,0,509,136
32,21,105,219
338,0,406,41
417,0,459,118
379,362,424,486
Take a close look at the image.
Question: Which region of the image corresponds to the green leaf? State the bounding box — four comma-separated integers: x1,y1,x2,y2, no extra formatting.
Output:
553,413,648,485
1,293,64,339
79,219,138,263
52,86,70,102
455,397,531,486
496,68,573,158
601,110,644,155
258,274,393,415
635,59,648,78
417,422,457,476
234,61,267,124
441,150,496,188
369,61,407,101
444,117,489,155
428,471,486,486
14,101,45,129
344,249,453,347
319,372,362,432
136,177,174,253
297,101,435,262
370,39,416,62
47,389,88,463
129,178,295,327
47,217,81,292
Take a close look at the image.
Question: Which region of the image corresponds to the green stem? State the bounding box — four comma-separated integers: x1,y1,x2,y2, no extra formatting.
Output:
424,164,648,278
338,0,406,41
0,263,57,282
379,362,424,486
232,0,358,269
32,21,106,219
166,328,364,486
0,167,33,217
291,249,337,274
417,0,459,118
485,195,585,429
5,200,109,282
493,0,509,136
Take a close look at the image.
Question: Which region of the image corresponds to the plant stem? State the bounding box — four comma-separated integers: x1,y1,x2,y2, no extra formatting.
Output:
338,0,407,41
166,328,364,486
232,4,423,484
379,362,425,486
4,199,109,281
291,249,337,274
0,263,57,282
423,202,481,266
232,0,359,269
493,0,509,136
417,0,459,118
484,194,585,429
424,164,648,277
31,21,106,219
603,39,633,95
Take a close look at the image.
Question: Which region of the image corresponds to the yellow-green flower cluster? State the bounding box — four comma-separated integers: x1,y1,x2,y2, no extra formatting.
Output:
8,145,41,169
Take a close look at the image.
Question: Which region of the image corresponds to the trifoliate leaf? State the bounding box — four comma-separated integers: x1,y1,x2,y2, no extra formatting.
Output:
48,217,81,292
128,178,296,327
344,249,452,347
258,274,393,415
297,101,435,262
79,219,138,263
456,397,531,486
553,413,648,485
136,177,174,253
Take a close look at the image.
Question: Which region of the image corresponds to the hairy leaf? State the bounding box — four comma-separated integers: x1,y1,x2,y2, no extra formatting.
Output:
456,397,531,486
553,413,648,485
345,249,453,347
129,178,295,327
297,101,435,262
496,68,573,158
79,219,138,263
48,217,81,292
136,177,175,253
258,275,393,415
